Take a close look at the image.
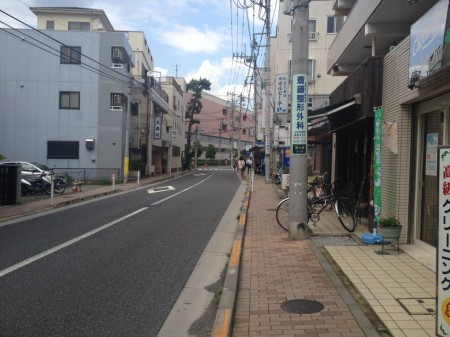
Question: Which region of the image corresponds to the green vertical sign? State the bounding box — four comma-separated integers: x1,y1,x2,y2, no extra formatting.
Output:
373,107,382,227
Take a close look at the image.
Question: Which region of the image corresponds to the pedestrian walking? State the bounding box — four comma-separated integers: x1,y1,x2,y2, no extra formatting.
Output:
245,157,253,175
237,156,246,180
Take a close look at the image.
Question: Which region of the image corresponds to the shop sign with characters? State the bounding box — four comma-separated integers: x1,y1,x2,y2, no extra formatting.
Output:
438,146,450,336
291,74,308,155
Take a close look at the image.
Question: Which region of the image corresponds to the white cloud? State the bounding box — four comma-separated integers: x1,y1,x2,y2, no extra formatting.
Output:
156,25,223,54
185,56,252,98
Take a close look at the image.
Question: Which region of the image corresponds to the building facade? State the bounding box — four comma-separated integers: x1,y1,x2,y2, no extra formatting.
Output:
0,7,185,180
270,0,345,173
323,0,449,254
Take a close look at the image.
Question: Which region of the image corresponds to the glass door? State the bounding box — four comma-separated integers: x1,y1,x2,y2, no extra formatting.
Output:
419,110,443,246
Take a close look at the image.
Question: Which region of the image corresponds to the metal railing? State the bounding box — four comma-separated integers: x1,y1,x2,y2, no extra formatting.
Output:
53,168,121,184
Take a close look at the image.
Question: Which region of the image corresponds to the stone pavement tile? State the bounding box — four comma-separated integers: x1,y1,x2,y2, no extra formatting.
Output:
232,178,366,337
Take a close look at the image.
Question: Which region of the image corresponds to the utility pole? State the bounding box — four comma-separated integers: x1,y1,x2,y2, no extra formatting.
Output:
264,0,272,184
288,0,310,240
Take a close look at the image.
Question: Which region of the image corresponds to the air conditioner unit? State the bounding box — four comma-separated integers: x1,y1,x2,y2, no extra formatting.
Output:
111,63,123,68
110,106,123,110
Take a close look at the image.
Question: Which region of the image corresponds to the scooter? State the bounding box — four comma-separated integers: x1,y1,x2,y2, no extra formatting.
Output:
21,172,52,196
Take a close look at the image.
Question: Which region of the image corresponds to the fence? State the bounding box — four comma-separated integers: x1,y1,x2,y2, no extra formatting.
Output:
54,168,121,184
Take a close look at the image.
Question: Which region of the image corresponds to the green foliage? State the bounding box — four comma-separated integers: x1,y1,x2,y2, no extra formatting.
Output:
185,78,211,168
205,144,217,160
0,154,5,160
190,140,204,158
379,216,401,227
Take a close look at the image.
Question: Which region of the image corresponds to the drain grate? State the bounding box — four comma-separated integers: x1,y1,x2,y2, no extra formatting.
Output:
281,299,324,314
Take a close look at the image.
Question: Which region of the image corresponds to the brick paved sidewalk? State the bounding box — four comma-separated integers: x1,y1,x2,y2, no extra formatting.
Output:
232,176,371,337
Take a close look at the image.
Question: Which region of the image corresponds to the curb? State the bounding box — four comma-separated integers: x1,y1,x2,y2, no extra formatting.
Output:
211,186,251,337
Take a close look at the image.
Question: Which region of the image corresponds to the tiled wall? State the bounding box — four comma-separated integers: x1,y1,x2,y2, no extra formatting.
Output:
381,37,413,244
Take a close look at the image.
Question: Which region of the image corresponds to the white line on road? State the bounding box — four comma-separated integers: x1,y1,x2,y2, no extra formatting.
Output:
0,207,148,278
151,172,215,205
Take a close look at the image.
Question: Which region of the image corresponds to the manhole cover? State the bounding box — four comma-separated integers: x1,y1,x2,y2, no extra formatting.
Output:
281,299,324,314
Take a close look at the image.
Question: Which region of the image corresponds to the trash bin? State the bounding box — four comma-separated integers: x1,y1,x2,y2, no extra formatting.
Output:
0,163,21,205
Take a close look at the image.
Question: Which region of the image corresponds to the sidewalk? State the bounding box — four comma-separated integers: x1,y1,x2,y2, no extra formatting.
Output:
230,175,436,337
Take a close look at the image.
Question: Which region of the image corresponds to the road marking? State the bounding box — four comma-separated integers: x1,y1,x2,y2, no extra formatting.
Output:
151,172,215,205
0,207,148,278
147,186,175,194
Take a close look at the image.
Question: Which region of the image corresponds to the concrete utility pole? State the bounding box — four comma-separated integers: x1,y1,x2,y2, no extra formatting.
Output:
288,0,310,240
264,0,272,184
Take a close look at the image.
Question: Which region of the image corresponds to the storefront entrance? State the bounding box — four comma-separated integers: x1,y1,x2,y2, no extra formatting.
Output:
416,95,450,247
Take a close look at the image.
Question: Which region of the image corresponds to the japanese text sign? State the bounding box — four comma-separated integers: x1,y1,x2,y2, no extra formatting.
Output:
275,74,289,113
291,74,308,155
154,116,161,139
438,146,450,336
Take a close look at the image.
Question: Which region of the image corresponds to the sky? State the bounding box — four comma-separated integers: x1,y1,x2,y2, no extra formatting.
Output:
1,0,279,104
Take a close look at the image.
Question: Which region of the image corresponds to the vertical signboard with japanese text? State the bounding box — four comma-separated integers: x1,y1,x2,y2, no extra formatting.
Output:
154,116,161,139
373,107,382,225
438,147,450,336
291,74,308,155
275,74,289,113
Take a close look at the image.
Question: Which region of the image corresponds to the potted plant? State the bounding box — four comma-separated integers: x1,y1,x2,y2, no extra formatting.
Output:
379,215,402,239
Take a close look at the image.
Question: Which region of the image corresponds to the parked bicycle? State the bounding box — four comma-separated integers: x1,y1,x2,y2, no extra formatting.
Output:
275,179,356,232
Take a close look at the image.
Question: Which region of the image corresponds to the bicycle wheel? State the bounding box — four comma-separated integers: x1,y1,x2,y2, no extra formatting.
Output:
276,198,289,231
335,198,356,232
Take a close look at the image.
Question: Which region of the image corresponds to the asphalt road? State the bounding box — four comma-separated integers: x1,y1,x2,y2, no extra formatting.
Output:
0,169,241,337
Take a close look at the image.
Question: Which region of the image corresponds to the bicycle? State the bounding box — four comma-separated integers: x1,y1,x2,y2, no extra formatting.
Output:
275,180,356,232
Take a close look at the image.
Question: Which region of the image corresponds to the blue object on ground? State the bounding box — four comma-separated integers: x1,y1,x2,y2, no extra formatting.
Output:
361,233,383,245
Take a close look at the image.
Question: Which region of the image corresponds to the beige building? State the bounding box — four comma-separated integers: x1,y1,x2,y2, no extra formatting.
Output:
269,0,345,171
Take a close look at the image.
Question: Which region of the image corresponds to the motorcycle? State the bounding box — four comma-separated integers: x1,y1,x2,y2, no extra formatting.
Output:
271,167,282,184
52,174,67,194
21,172,52,196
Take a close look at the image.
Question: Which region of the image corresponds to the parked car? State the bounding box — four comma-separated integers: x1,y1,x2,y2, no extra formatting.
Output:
0,161,52,176
0,161,67,194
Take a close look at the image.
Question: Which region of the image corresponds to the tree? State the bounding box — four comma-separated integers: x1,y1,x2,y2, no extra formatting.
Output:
205,144,217,160
185,78,211,168
191,140,204,159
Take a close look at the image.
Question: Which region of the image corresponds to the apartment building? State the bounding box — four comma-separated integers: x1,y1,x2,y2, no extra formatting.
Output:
0,7,184,179
183,91,255,164
270,0,345,172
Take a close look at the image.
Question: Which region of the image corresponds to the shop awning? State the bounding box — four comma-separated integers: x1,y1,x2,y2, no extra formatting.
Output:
308,97,357,120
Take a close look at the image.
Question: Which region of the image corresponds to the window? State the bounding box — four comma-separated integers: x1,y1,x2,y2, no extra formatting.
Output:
309,20,317,40
59,92,80,109
112,47,123,61
46,21,54,30
110,93,126,110
68,21,90,31
308,59,316,81
327,16,344,34
47,141,79,159
60,46,81,64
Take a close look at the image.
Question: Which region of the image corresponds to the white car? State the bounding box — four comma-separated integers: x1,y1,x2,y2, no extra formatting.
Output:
0,161,67,194
0,161,52,176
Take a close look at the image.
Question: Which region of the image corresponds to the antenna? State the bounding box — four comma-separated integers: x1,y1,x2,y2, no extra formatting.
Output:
173,64,181,77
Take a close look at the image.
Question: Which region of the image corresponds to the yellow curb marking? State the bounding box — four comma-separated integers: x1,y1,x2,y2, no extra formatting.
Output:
229,240,242,267
239,214,246,226
212,308,231,337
